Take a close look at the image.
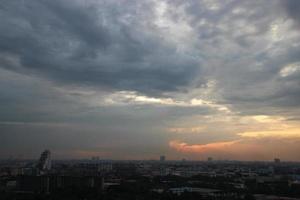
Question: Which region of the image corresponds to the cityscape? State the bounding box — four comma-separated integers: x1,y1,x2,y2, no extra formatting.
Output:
1,150,300,199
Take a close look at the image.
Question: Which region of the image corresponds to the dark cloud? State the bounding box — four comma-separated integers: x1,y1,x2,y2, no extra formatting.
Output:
283,0,300,27
0,0,201,96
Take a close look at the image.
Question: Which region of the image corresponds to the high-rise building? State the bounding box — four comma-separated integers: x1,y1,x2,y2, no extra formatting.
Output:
37,150,51,171
207,157,213,162
274,158,280,164
91,156,100,162
160,155,166,162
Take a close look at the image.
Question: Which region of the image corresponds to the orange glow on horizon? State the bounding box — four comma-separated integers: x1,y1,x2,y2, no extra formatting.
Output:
169,140,237,153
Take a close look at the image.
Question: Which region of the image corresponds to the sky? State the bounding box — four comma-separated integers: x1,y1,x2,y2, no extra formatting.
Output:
1,0,300,161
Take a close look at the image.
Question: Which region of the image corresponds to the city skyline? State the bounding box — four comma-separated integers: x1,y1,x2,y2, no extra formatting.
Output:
1,0,300,161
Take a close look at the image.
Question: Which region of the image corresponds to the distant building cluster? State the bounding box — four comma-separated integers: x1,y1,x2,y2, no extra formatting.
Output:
274,158,281,164
160,155,166,162
1,152,300,200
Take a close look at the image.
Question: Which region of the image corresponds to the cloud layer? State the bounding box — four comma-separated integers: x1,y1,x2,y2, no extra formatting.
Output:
1,0,300,160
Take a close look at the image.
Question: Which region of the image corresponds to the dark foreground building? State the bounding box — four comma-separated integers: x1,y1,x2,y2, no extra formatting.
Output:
17,175,103,193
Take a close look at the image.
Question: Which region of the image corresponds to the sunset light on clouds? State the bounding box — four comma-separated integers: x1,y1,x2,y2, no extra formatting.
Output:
1,0,300,161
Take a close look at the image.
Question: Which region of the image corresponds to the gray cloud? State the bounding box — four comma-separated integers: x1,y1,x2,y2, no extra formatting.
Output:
0,0,202,97
1,0,300,159
155,0,300,126
283,0,300,27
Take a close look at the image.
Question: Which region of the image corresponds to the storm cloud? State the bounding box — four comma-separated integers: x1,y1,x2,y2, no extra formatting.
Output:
0,0,201,96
